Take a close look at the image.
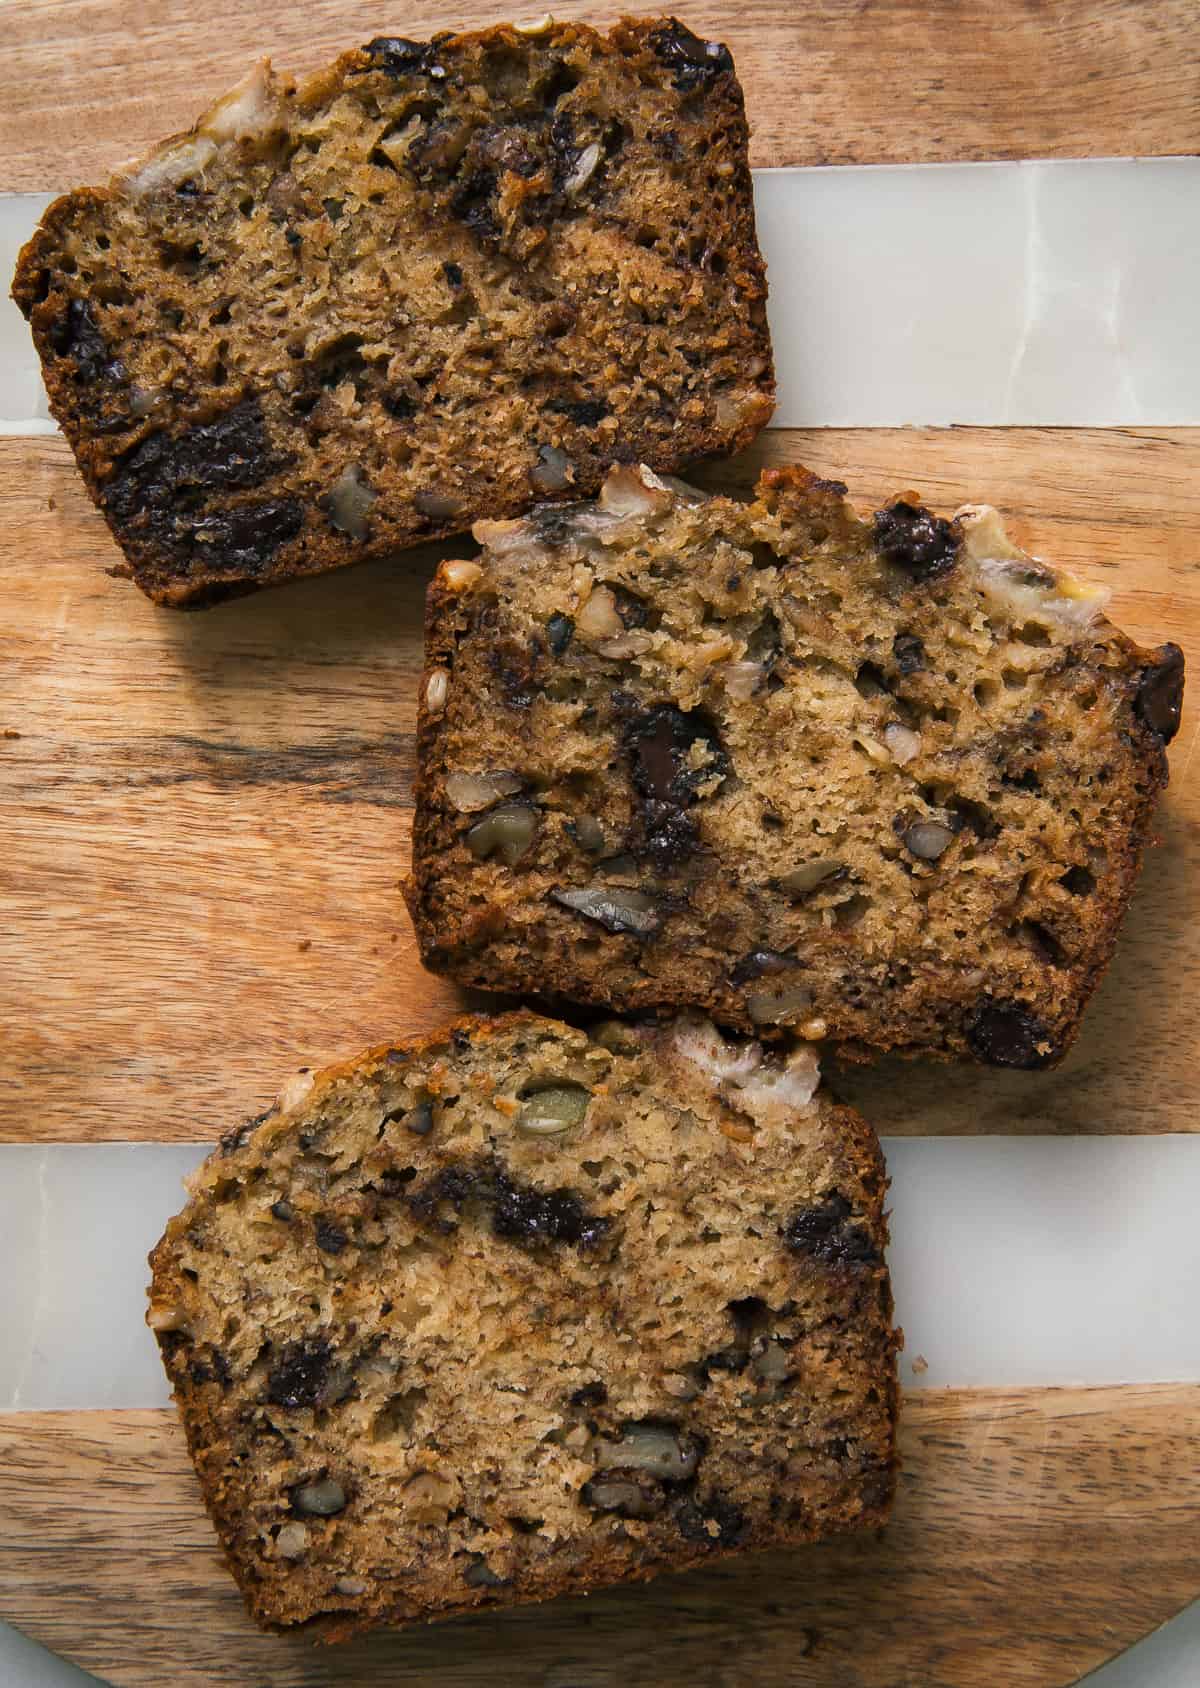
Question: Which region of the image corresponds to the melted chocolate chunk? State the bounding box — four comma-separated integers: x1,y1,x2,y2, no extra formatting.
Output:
1134,643,1185,744
48,298,121,385
673,1490,747,1546
190,499,304,576
965,1000,1056,1069
638,802,700,873
649,21,734,91
783,1193,880,1267
189,1347,232,1388
892,632,926,674
315,1218,348,1255
626,705,726,805
219,1109,270,1155
105,399,279,524
873,501,960,583
267,1339,334,1409
548,397,610,427
409,1157,610,1252
364,37,443,77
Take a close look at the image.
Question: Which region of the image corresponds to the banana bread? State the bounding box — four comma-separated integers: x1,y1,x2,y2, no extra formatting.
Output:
147,1010,897,1637
13,20,772,607
405,464,1183,1067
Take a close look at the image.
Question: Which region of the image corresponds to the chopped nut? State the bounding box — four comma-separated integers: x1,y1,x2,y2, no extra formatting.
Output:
570,814,607,855
581,1471,663,1519
546,611,574,654
445,770,524,813
594,1423,701,1482
723,660,765,701
777,859,844,899
564,141,602,197
514,13,555,33
147,1303,188,1333
464,1557,504,1587
589,1019,642,1054
441,558,483,591
467,802,539,866
415,489,465,522
335,1575,367,1596
798,1016,828,1041
884,722,922,764
531,445,574,493
275,1521,309,1559
597,463,673,520
293,1477,347,1517
329,465,376,540
903,820,955,860
752,1340,790,1383
425,669,449,715
853,730,892,766
517,1083,591,1136
576,583,622,639
552,885,664,938
400,1100,434,1137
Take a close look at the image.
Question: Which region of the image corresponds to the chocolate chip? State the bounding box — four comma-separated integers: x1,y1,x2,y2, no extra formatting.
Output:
638,802,701,873
543,611,574,655
892,632,926,674
267,1339,334,1409
189,1347,231,1388
547,397,609,427
1134,643,1185,744
315,1218,348,1254
649,21,734,90
672,1491,747,1547
443,260,464,287
105,399,278,520
874,501,960,583
582,1470,665,1520
731,949,793,985
965,1000,1056,1068
364,36,443,77
219,1109,270,1155
783,1193,880,1267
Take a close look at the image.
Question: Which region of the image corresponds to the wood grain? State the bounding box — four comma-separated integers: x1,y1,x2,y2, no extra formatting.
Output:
1,0,1198,193
3,428,1197,1143
1,1386,1196,1687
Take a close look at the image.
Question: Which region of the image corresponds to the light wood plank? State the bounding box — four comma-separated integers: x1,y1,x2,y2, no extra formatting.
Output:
3,429,1197,1142
1,1387,1197,1687
1,1,1198,193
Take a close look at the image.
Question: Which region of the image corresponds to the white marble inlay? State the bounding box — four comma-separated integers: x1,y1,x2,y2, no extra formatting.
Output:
2,1136,1199,1411
2,158,1198,435
757,157,1200,427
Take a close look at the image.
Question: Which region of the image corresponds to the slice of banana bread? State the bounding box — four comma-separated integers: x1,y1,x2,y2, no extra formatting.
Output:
147,1011,897,1637
13,20,772,608
405,465,1183,1067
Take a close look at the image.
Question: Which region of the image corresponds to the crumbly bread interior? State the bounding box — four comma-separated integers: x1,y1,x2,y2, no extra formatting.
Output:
148,1011,896,1637
406,465,1182,1066
13,20,772,606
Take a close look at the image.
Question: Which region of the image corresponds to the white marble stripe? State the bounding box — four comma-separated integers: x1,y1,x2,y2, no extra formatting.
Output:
1,1136,1198,1412
2,158,1199,434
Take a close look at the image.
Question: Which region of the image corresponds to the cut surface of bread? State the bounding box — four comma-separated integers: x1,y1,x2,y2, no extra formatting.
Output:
13,19,772,607
405,465,1183,1067
147,1011,897,1637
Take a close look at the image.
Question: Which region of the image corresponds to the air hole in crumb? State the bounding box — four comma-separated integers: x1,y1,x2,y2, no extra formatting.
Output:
1014,622,1052,647
238,197,254,217
1060,865,1096,896
749,542,778,570
1011,919,1066,966
833,892,873,928
1077,688,1098,710
505,1515,544,1535
1001,667,1028,690
371,1387,427,1443
974,677,1000,708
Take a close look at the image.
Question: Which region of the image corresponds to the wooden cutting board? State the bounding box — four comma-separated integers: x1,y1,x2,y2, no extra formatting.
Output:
2,4,1199,1684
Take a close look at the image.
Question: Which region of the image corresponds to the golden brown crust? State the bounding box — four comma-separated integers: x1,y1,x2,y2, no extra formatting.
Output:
12,19,772,607
404,466,1181,1067
148,1009,897,1637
